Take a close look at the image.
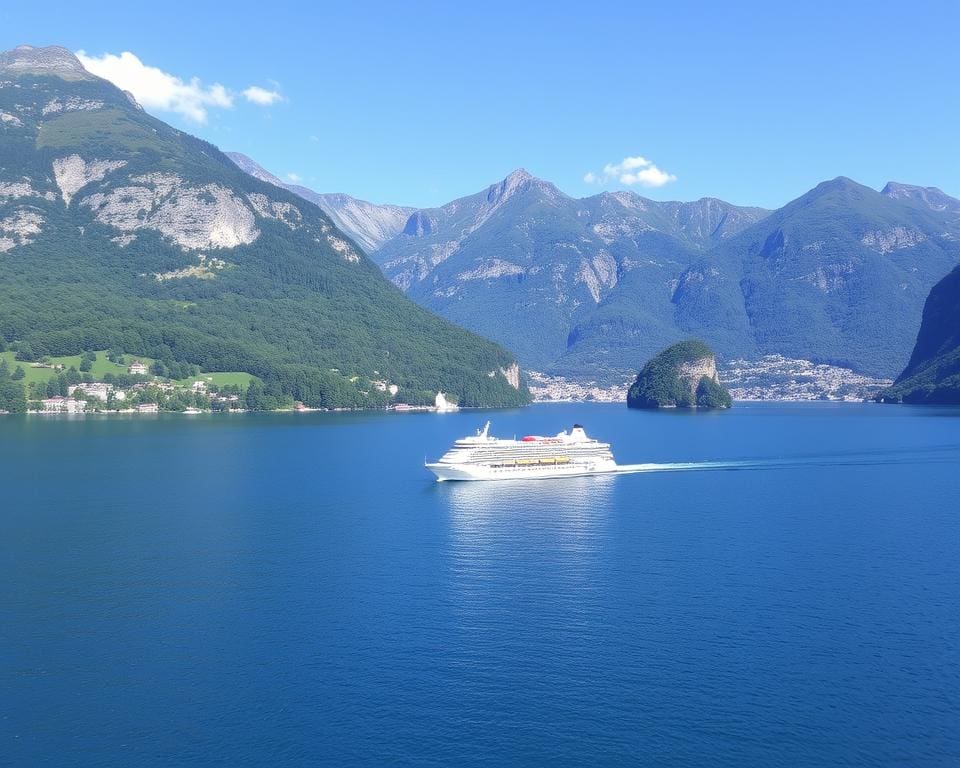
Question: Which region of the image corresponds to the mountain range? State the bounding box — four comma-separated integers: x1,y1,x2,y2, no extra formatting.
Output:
0,45,528,408
233,156,960,381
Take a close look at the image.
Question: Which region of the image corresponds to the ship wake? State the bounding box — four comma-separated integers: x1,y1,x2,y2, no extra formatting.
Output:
613,443,959,476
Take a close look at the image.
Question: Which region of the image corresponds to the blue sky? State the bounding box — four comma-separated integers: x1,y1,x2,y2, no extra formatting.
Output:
2,1,957,208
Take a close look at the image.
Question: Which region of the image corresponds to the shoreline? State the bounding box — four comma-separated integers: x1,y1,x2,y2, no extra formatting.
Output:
2,398,896,419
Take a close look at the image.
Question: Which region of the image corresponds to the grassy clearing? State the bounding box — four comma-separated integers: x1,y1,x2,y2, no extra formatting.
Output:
176,372,260,388
0,350,150,385
0,351,255,389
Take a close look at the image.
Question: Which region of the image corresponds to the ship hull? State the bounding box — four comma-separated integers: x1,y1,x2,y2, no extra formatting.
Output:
426,460,620,482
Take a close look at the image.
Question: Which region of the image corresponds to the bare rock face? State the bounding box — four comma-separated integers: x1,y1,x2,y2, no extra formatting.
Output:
152,254,228,281
247,193,302,229
677,356,720,402
457,259,524,282
311,193,415,252
0,180,53,202
52,155,127,205
0,45,93,80
576,251,618,303
500,362,521,389
860,227,927,253
81,173,260,251
3,151,364,264
323,233,361,263
0,207,44,252
42,96,105,115
0,111,23,127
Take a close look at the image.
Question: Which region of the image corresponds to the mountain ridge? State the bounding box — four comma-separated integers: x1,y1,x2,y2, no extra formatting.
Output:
0,44,94,80
226,151,414,252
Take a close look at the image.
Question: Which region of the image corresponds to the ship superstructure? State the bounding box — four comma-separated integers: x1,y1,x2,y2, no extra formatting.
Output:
426,422,620,481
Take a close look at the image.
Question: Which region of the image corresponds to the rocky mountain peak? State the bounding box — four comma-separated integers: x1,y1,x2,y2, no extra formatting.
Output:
0,45,92,80
881,182,960,213
505,167,533,183
486,168,542,203
816,176,862,193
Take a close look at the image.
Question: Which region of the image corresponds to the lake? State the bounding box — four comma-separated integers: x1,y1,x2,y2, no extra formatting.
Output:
2,402,959,766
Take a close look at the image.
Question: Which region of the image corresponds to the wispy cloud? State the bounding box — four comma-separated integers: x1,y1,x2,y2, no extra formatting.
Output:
286,172,302,183
76,50,284,123
584,155,677,188
243,86,283,106
76,51,232,123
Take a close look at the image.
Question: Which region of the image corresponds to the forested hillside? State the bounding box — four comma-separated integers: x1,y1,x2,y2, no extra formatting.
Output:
0,45,529,409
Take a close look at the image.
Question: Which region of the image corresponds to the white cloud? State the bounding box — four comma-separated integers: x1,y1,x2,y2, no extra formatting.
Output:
75,51,283,123
76,50,233,123
243,86,283,106
584,155,677,188
286,172,302,183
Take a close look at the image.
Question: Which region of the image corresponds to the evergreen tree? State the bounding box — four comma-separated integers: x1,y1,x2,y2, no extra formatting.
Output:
0,380,27,412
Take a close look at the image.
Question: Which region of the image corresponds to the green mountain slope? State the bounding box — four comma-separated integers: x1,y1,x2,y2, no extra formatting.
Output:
719,177,960,377
880,264,960,403
0,45,528,408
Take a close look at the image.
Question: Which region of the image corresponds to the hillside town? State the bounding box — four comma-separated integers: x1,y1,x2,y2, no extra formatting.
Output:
720,356,893,401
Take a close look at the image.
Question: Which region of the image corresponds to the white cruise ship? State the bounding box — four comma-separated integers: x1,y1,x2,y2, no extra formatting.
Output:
426,422,621,481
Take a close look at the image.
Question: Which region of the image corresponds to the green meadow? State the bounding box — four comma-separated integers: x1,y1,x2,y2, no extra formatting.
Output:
0,351,257,390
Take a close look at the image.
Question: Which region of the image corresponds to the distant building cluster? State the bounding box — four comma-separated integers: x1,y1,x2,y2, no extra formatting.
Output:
720,356,892,401
67,382,125,402
41,396,86,413
29,358,247,414
526,371,631,403
527,357,894,403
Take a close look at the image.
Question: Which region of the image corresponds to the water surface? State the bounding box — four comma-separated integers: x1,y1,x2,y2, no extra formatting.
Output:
2,403,959,766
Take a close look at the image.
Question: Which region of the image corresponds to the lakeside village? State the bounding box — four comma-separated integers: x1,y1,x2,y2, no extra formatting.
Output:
0,350,463,416
17,356,243,414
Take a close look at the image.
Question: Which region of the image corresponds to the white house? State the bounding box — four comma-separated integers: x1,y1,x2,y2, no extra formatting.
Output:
128,361,148,375
41,397,86,413
67,382,112,401
136,403,159,413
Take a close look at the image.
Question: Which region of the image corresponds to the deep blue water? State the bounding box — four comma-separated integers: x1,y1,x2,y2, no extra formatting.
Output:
2,402,959,767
